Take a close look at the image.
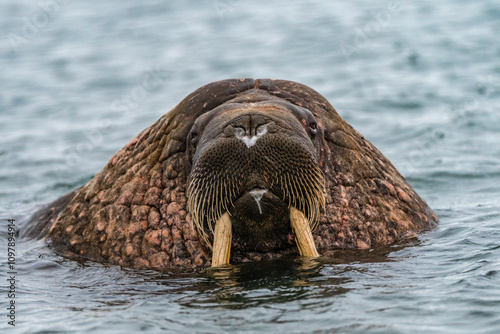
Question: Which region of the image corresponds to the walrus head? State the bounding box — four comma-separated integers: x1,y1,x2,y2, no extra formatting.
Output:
26,78,438,271
186,92,326,264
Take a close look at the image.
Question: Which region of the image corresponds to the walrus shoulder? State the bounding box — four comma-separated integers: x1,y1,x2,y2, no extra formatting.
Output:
22,188,80,240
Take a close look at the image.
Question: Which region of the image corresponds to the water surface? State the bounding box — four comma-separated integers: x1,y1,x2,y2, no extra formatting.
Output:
1,1,500,333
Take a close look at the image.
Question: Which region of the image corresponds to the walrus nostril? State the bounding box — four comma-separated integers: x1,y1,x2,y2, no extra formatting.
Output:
231,114,270,148
234,123,268,148
255,123,267,136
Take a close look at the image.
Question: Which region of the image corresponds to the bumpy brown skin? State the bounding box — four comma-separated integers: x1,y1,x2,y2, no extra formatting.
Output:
23,79,438,270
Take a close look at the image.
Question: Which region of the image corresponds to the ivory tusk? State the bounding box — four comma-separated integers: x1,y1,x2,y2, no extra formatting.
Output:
211,212,232,267
290,207,319,257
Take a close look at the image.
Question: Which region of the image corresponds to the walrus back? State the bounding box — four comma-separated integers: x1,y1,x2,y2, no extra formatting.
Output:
22,189,80,240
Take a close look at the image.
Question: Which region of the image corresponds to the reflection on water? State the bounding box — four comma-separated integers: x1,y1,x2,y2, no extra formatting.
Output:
1,215,499,333
188,258,349,309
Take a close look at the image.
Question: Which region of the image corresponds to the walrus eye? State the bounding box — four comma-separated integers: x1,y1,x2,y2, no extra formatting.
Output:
190,131,198,144
308,121,318,134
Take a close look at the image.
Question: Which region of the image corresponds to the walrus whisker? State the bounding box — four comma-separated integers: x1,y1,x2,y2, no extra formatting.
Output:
208,182,217,233
294,175,306,211
292,177,299,209
284,173,293,208
303,189,313,220
310,198,320,232
188,179,214,248
197,193,208,232
289,173,296,208
217,178,225,225
223,177,230,212
280,174,286,201
207,184,217,233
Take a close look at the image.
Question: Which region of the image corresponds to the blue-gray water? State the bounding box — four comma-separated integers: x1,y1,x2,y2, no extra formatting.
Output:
1,1,500,333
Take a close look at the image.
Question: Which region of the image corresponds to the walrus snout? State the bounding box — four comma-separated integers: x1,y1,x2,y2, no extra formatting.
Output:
186,103,326,266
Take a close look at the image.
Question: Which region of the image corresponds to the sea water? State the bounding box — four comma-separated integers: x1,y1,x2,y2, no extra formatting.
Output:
1,1,499,333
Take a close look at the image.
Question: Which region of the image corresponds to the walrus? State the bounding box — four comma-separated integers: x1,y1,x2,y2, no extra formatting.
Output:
23,78,438,270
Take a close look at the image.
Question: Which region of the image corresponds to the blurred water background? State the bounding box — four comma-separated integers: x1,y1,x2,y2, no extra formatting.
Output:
1,0,499,333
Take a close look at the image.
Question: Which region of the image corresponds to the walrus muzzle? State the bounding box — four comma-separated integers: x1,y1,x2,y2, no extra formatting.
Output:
186,102,325,267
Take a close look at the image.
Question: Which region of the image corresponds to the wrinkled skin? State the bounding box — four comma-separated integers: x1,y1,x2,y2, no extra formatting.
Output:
23,79,438,270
